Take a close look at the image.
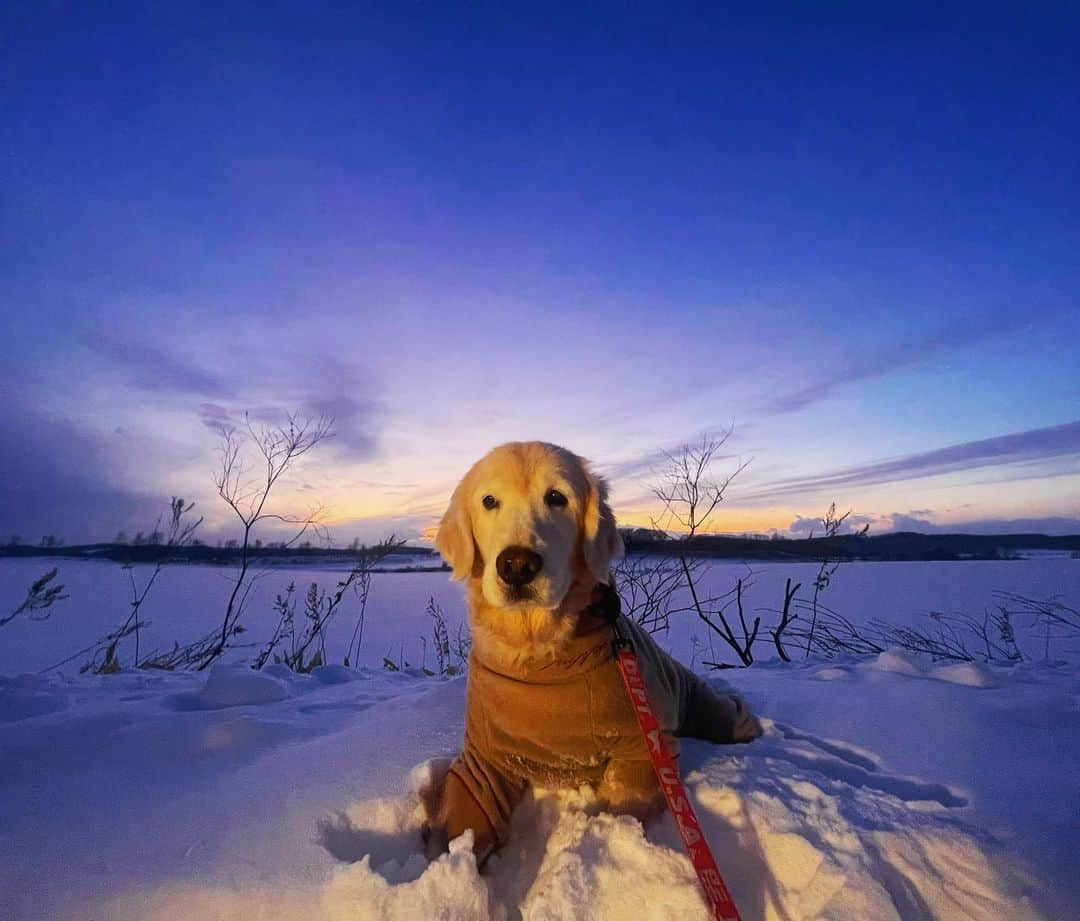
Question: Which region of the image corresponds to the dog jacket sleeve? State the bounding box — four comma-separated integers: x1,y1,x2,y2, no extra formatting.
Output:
440,685,529,861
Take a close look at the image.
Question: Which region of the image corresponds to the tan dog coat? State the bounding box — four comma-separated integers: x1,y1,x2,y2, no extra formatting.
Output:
431,604,758,860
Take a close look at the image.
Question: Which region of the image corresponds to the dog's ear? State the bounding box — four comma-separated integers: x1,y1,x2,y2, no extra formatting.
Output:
436,480,480,581
582,468,624,584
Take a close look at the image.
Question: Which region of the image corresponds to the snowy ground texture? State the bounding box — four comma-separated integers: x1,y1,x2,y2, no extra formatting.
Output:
2,650,1078,920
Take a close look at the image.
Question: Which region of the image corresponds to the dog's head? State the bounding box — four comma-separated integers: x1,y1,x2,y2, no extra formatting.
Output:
435,442,624,610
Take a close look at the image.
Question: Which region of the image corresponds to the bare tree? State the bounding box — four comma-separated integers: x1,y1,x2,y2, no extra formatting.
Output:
38,499,201,674
452,619,472,673
650,431,749,538
699,577,763,668
80,498,202,674
1,569,68,628
786,600,886,658
865,609,1021,664
59,412,334,674
125,497,202,666
993,591,1079,661
341,538,408,666
803,503,868,657
611,553,688,634
789,595,1049,664
769,577,802,662
426,597,455,676
254,536,404,671
648,430,758,666
201,412,334,669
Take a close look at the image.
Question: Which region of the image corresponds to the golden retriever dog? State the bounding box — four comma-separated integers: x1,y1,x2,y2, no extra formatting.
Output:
423,441,762,861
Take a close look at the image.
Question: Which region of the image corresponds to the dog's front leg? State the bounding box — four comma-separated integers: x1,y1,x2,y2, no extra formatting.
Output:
597,758,665,823
419,749,522,865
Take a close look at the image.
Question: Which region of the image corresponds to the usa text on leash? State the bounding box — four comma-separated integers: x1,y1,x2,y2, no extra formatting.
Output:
605,605,742,921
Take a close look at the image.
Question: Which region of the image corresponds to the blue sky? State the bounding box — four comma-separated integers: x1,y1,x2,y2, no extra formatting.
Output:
2,3,1078,543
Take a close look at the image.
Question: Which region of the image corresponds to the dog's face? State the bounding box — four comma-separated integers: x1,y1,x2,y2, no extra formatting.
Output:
436,442,624,610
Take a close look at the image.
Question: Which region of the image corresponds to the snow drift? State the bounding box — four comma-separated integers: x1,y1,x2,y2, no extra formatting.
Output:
2,654,1076,920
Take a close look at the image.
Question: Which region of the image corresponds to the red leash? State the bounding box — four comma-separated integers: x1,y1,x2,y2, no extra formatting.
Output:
593,585,741,921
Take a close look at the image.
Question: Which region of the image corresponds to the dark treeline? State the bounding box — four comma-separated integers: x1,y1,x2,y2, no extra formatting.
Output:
2,531,1078,565
624,530,1080,562
0,542,444,567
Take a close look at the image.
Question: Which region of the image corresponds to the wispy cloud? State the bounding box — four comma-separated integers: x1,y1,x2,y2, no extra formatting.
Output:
741,420,1080,502
85,335,229,398
887,511,937,531
756,313,1031,416
302,394,379,461
598,427,747,482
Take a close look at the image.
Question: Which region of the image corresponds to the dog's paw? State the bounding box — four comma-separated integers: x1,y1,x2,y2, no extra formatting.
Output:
731,695,763,743
420,821,450,861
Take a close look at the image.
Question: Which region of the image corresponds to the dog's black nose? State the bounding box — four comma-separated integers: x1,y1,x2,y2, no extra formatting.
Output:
496,546,543,587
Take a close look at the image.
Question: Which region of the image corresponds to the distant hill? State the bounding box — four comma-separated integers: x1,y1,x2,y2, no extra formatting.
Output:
0,542,445,568
621,530,1080,561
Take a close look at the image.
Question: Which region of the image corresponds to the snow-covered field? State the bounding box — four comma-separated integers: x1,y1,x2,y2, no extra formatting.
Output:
1,556,1076,673
1,559,1078,920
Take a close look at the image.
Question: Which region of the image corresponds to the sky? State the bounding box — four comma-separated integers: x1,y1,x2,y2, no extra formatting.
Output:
2,3,1078,545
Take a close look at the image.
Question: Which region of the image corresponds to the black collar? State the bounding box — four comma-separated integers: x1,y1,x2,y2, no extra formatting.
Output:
581,580,622,624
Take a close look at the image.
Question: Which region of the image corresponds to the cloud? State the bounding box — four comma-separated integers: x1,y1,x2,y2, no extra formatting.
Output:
198,402,233,432
222,396,381,466
788,511,874,536
756,312,1030,416
85,335,229,398
85,336,383,465
598,428,745,482
0,402,162,543
887,512,936,532
741,419,1080,502
302,394,379,461
784,508,1080,537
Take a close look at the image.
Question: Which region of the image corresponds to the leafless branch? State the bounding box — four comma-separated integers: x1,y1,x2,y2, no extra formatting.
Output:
611,554,690,634
649,429,747,538
803,503,868,657
786,599,886,658
55,497,203,674
255,536,404,671
643,431,759,666
200,411,334,670
1,569,68,628
768,578,802,662
993,591,1079,660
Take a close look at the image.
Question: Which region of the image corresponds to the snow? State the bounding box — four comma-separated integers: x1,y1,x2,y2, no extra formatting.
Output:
1,559,1077,919
196,664,292,707
870,650,998,688
1,652,1076,919
927,661,998,688
873,649,926,676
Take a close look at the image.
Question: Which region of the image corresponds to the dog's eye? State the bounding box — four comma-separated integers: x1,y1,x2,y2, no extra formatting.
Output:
482,495,499,510
544,489,568,509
